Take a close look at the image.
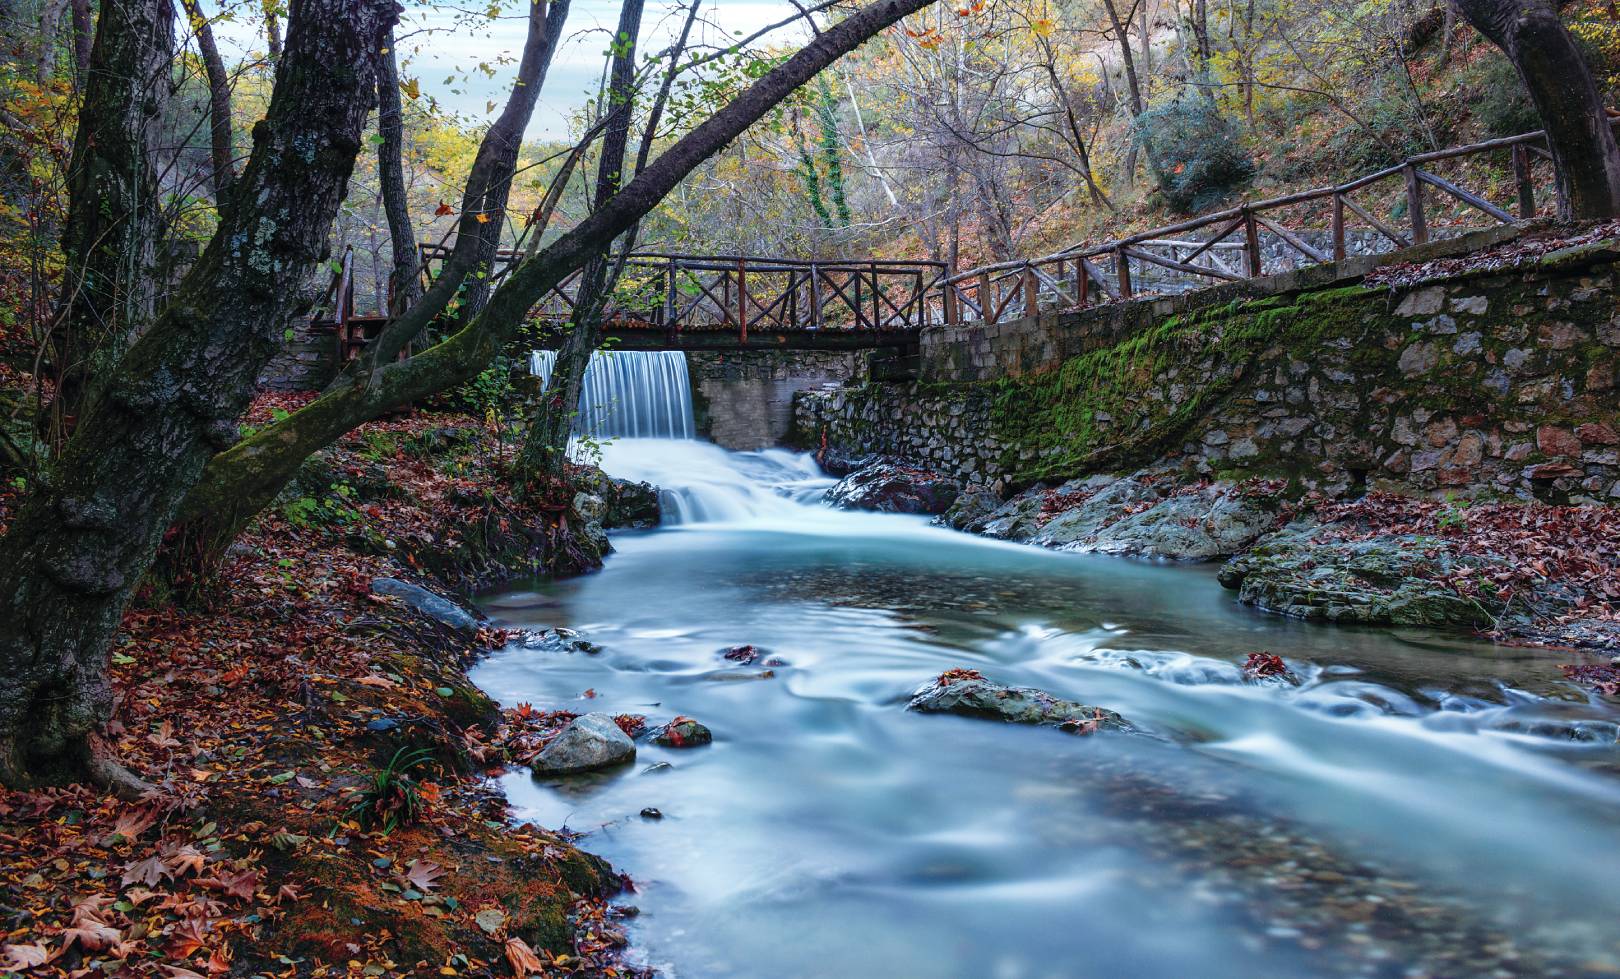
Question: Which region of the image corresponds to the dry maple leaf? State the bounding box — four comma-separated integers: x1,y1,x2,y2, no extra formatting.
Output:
276,883,304,904
355,675,396,689
0,944,49,969
165,843,207,877
108,806,158,843
504,936,545,977
403,858,446,892
61,919,122,954
122,854,169,888
203,869,259,901
165,917,210,958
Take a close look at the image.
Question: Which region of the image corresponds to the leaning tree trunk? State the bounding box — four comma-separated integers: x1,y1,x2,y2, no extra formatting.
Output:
172,0,944,551
0,0,396,791
1448,0,1620,219
49,0,175,435
376,30,421,314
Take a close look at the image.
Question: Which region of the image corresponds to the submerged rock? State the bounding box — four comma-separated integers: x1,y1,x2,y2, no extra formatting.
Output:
907,671,1132,733
371,577,481,634
653,717,712,748
1218,523,1495,628
520,627,602,655
825,459,961,515
531,713,636,775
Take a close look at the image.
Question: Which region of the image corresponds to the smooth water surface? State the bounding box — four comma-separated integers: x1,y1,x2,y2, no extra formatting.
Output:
475,438,1620,978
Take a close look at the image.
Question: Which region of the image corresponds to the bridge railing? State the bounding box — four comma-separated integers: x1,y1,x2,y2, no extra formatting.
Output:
941,114,1620,326
416,247,949,338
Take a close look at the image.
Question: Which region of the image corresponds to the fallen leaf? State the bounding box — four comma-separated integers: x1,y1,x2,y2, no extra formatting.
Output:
403,858,446,892
504,936,544,977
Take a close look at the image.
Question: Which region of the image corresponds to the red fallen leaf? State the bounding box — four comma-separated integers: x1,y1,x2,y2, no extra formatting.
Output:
107,805,158,843
165,843,207,877
201,868,259,901
504,936,545,976
122,854,170,887
165,917,210,958
937,668,984,686
435,201,454,217
276,883,305,904
403,858,446,892
1242,652,1291,679
581,688,597,699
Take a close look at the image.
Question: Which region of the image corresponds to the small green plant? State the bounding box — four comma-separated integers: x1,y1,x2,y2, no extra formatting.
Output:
1436,493,1470,532
347,746,436,834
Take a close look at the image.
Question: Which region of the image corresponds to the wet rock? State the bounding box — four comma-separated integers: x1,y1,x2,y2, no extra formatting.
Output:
702,670,776,682
576,471,662,528
1078,482,1283,560
653,717,712,748
530,713,636,775
520,628,602,655
1027,477,1164,548
1217,523,1496,628
370,577,481,634
815,446,886,478
572,492,613,558
720,644,763,664
641,762,673,775
937,484,1003,532
907,671,1132,733
825,459,961,515
978,484,1052,541
640,807,663,819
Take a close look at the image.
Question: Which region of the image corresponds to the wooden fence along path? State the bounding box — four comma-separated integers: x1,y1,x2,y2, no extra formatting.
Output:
312,115,1619,356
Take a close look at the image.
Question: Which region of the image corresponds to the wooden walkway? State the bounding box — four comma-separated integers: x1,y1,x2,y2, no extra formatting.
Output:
310,114,1619,359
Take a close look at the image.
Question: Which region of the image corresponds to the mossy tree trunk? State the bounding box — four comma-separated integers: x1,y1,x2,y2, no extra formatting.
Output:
171,0,944,549
1449,0,1620,220
49,0,175,434
0,0,397,791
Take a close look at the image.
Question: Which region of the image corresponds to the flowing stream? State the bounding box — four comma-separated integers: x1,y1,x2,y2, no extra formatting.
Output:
475,354,1620,978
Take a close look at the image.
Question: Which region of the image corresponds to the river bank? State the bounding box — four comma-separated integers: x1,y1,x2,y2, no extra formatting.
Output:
0,397,650,976
817,451,1620,659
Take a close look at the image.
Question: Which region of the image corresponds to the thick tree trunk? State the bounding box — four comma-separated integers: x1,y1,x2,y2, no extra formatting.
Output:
516,0,643,482
176,0,943,548
49,0,176,433
0,0,396,790
182,0,237,199
376,31,420,314
353,0,571,373
69,0,93,89
1448,0,1620,219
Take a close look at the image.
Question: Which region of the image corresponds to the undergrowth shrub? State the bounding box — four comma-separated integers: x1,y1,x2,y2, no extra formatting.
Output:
1135,92,1256,212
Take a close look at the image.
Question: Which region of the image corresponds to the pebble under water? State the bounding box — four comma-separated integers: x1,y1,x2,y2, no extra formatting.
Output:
474,438,1620,979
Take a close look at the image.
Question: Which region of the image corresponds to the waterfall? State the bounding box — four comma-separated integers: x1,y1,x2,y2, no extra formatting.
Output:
529,349,696,440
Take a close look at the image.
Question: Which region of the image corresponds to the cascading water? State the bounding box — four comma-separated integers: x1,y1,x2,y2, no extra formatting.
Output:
530,349,695,439
481,357,1620,978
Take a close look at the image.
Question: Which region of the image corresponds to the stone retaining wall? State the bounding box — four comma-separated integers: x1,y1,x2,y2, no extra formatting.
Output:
795,230,1620,504
689,350,867,450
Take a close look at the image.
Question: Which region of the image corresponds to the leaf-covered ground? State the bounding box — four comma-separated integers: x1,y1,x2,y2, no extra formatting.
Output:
0,401,646,977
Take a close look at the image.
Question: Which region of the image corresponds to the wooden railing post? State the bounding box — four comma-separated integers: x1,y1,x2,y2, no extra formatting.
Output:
810,263,822,330
943,278,958,325
1242,209,1262,277
1115,246,1133,298
1511,143,1535,219
978,270,994,324
1022,264,1038,317
871,262,881,329
1404,163,1428,245
1331,193,1346,262
663,260,676,330
1076,257,1089,307
736,258,748,343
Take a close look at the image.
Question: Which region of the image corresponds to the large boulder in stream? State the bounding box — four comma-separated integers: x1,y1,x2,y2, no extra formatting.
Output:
1218,523,1497,628
370,577,482,634
825,459,961,515
908,671,1133,734
531,713,637,775
937,484,1004,532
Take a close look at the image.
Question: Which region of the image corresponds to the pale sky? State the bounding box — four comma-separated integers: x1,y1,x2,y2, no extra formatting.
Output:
216,0,813,141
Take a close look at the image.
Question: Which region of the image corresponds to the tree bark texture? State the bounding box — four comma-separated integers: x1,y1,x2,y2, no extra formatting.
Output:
376,29,421,314
1448,0,1620,219
50,0,176,429
0,0,397,789
178,0,943,547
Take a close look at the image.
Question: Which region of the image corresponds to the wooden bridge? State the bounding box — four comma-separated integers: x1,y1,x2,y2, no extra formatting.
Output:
310,115,1617,363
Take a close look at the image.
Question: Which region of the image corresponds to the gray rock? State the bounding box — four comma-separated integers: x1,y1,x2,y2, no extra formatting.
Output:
653,718,712,747
1028,478,1162,548
1081,483,1282,561
978,485,1050,541
937,485,1003,532
1217,523,1495,628
371,577,481,634
824,459,961,514
908,674,1132,733
531,713,636,775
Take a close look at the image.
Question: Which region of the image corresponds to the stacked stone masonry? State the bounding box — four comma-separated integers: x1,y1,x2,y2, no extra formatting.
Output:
794,230,1620,504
